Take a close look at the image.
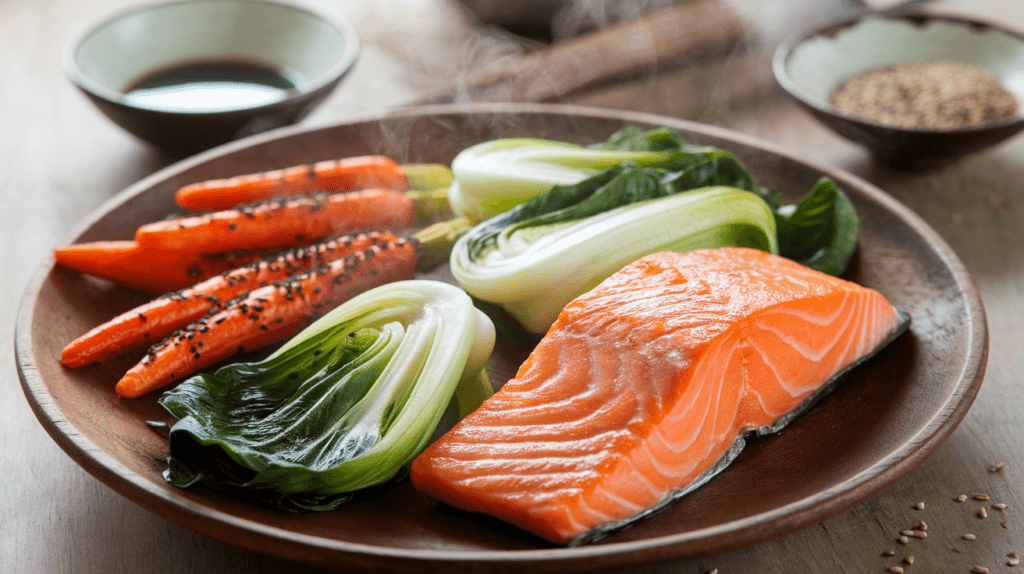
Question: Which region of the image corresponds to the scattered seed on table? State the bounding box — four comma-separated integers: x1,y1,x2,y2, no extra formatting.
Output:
989,462,1005,473
899,536,910,545
1009,553,1020,566
904,556,915,565
957,495,968,502
915,502,926,510
979,508,988,519
974,494,991,501
889,567,904,574
708,569,718,574
994,503,1007,511
972,567,990,574
882,550,896,557
963,534,977,540
913,530,928,539
901,530,915,536
918,521,928,531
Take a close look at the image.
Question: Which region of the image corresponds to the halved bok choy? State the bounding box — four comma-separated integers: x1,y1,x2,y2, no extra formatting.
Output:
452,177,779,335
157,280,495,511
448,126,758,221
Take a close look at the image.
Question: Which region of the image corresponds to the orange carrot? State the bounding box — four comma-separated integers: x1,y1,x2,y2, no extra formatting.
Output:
175,156,409,211
60,232,399,368
53,241,267,294
135,188,415,255
115,238,420,398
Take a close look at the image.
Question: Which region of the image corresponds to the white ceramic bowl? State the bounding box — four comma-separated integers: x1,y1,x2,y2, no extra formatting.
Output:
774,10,1024,170
64,0,359,154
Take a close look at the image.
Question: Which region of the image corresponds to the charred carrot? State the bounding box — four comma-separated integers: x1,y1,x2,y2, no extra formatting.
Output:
135,188,415,255
174,156,409,211
52,241,267,294
59,232,399,368
115,238,420,398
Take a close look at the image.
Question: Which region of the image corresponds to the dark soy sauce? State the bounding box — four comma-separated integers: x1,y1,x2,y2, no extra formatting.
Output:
122,61,298,113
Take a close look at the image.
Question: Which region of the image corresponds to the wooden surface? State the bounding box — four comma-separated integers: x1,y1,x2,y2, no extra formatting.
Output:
1,0,1021,572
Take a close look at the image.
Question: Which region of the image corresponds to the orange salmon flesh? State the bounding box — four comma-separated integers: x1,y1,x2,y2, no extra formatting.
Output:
410,247,909,545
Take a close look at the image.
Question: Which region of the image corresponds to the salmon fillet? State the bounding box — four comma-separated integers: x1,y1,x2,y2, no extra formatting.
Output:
410,247,910,545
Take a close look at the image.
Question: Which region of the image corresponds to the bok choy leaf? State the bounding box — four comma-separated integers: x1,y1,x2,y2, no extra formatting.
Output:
158,280,495,511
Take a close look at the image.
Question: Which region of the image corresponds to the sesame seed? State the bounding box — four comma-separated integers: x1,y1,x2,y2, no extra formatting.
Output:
913,530,927,539
974,494,991,501
963,534,977,540
882,550,896,557
993,503,1007,511
904,556,914,565
989,462,1005,473
915,502,925,510
1008,553,1019,566
918,521,928,531
901,530,915,536
899,536,910,545
979,508,988,519
972,567,990,574
888,567,904,574
957,495,968,503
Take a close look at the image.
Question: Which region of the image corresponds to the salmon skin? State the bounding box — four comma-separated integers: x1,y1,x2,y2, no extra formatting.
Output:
410,247,910,545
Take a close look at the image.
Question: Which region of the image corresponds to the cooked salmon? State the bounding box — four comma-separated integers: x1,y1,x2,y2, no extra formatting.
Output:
410,247,910,545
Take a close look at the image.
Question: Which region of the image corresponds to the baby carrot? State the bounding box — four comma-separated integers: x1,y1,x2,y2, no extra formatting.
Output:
174,156,409,211
60,232,398,368
115,238,420,398
52,241,266,294
135,188,415,255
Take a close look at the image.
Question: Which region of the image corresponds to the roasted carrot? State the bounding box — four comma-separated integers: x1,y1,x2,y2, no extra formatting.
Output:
59,232,399,368
135,188,415,255
115,238,420,398
174,156,409,211
52,241,268,294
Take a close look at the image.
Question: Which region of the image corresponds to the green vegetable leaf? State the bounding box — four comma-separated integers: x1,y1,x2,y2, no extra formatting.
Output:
774,177,859,276
158,281,495,511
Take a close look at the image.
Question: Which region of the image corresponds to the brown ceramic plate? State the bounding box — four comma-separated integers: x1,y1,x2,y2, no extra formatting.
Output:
15,103,987,572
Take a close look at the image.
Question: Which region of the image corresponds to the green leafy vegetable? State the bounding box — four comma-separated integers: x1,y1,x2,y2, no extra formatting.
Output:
774,177,859,277
158,280,495,511
452,185,778,334
447,128,757,221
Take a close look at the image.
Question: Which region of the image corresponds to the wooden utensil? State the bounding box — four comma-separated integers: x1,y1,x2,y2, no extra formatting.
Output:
419,0,746,104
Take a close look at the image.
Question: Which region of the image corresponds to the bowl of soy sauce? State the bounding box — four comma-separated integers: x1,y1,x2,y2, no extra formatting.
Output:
63,0,359,155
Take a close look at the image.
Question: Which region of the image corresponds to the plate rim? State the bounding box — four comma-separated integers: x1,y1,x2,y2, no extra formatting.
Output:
15,102,988,570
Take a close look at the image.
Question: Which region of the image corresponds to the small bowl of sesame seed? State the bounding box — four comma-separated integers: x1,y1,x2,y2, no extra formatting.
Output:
773,9,1024,170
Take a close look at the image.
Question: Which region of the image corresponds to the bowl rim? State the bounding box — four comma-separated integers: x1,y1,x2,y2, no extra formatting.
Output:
61,0,360,117
772,8,1024,135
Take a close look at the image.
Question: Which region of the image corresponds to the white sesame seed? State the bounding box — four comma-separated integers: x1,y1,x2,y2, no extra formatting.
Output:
904,556,915,565
994,503,1007,511
989,462,1005,473
882,550,896,557
913,530,927,539
889,567,904,574
972,567,990,574
918,521,928,531
915,501,926,510
956,495,968,502
974,494,991,501
901,530,915,536
963,534,977,540
899,536,910,545
979,508,988,518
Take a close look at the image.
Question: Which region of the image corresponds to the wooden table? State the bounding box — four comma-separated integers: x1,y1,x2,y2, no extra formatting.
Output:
2,0,1021,572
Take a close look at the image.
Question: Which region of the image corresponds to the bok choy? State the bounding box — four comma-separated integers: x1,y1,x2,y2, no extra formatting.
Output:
157,280,495,511
448,127,757,221
449,126,860,336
